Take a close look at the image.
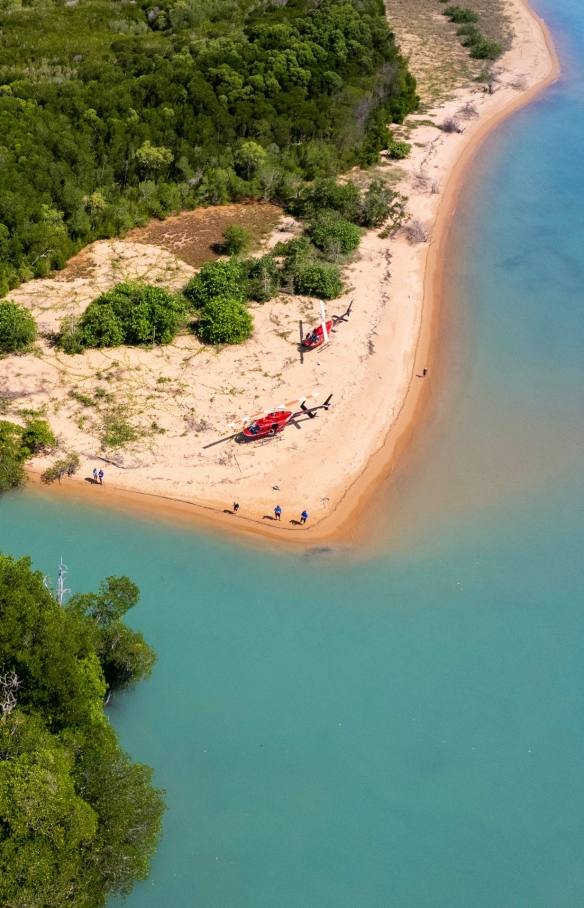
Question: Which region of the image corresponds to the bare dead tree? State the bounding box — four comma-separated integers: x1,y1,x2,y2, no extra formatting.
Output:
430,179,441,194
458,101,479,119
0,670,21,716
412,169,430,191
509,75,527,91
442,117,463,134
405,219,430,244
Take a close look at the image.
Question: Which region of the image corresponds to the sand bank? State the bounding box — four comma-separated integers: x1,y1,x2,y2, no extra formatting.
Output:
8,0,558,545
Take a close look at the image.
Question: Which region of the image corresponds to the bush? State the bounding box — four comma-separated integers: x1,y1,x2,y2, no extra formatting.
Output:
456,25,502,58
457,24,483,44
273,237,315,267
294,264,344,300
78,303,125,349
58,315,86,355
357,180,399,228
41,453,80,484
0,421,26,493
470,38,503,59
309,211,361,256
0,418,56,493
444,6,479,23
222,225,253,256
197,297,254,344
19,419,56,458
292,179,362,222
58,283,186,351
184,261,246,309
0,301,37,354
387,140,412,160
240,255,279,303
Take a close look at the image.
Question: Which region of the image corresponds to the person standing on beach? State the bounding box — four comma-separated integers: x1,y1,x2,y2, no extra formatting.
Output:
98,469,104,485
233,502,240,514
274,505,282,521
423,368,428,377
300,510,308,524
93,467,98,483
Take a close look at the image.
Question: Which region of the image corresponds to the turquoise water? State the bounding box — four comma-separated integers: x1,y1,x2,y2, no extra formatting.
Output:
3,2,584,904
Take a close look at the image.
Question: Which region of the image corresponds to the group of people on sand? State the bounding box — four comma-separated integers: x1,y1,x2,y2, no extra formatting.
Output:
92,467,105,485
232,502,309,525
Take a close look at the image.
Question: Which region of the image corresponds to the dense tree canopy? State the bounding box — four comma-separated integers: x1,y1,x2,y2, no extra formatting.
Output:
0,0,417,291
0,553,164,907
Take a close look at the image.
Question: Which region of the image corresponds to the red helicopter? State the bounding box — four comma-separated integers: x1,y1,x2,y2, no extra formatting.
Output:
230,394,333,441
302,302,353,351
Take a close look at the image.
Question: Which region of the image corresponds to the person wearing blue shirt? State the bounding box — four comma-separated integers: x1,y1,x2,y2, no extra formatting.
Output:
300,510,308,524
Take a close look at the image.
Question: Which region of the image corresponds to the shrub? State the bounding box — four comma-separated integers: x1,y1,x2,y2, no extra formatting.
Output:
387,140,412,160
0,421,26,493
294,264,344,300
309,211,361,256
357,180,398,228
0,301,37,354
457,24,483,45
222,225,253,256
292,179,361,222
0,417,56,492
41,453,80,484
197,297,254,344
455,24,501,58
58,315,85,355
273,237,314,267
184,261,246,309
58,283,186,351
444,6,479,23
123,285,186,345
78,303,125,349
19,419,56,458
470,38,503,59
241,255,279,303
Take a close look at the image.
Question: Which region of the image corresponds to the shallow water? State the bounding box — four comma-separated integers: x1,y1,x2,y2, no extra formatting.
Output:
3,1,584,904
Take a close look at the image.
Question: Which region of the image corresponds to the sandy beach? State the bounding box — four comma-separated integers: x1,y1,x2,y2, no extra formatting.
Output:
4,0,558,544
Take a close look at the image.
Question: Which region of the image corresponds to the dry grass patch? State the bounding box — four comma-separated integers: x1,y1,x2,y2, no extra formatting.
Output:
386,0,512,105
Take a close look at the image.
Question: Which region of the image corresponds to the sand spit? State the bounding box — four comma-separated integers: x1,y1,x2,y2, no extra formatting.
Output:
5,0,557,544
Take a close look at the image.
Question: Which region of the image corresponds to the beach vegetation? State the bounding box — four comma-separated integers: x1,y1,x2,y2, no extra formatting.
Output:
222,225,253,257
440,7,503,62
0,417,55,493
41,453,80,484
443,6,479,23
0,552,164,907
468,36,503,59
240,255,280,303
197,296,254,345
184,261,246,310
58,283,187,352
360,180,407,229
309,211,362,257
294,263,344,299
0,301,37,355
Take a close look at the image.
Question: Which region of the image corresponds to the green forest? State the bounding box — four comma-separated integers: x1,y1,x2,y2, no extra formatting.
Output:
0,553,164,907
0,0,418,293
